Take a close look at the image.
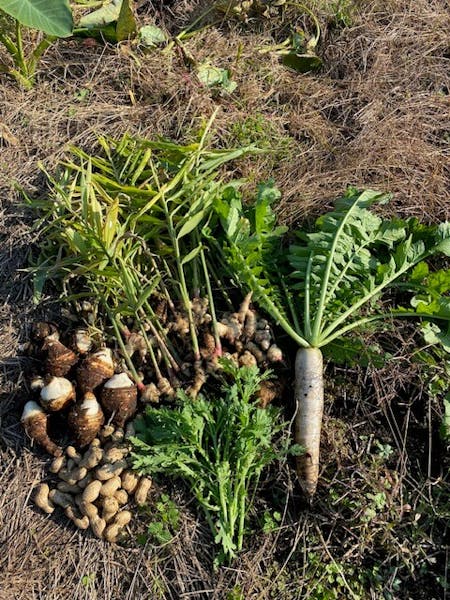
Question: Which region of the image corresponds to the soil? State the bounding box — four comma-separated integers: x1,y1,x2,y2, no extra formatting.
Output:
1,1,449,599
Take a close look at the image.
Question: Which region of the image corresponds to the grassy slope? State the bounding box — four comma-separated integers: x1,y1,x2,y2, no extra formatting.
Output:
0,1,449,598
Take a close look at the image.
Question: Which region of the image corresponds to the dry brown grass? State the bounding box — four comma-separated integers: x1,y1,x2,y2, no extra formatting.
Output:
1,0,449,598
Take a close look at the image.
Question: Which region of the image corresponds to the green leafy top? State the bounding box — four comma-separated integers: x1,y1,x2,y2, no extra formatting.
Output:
131,360,293,564
212,180,301,342
215,186,450,349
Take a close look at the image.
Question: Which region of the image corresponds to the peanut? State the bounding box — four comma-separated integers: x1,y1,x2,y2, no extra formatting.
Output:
34,483,54,514
78,500,98,520
49,455,66,474
101,497,120,523
77,472,94,489
65,506,90,530
134,477,152,506
120,470,139,494
113,510,132,527
49,489,74,509
65,446,81,463
99,476,121,498
79,446,103,469
111,428,124,443
103,523,122,543
57,481,81,494
96,460,127,481
103,447,129,464
114,489,128,506
82,480,102,503
99,425,115,441
58,468,78,485
71,466,88,481
90,516,106,539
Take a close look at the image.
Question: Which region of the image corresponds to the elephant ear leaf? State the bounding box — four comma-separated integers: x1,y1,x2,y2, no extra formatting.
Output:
0,0,73,37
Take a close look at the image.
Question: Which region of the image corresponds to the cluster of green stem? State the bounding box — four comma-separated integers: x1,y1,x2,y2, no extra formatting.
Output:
0,19,54,89
28,115,257,385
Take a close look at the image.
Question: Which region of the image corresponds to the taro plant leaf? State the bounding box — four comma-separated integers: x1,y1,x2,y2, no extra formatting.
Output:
115,0,136,41
0,0,73,36
78,0,122,28
281,52,322,73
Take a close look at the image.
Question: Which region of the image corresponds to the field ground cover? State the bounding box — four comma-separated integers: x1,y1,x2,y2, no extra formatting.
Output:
0,1,449,598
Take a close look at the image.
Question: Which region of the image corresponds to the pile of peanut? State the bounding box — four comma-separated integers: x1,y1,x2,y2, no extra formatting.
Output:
33,424,151,542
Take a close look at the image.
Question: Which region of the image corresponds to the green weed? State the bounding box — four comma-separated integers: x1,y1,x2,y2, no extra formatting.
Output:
141,494,180,546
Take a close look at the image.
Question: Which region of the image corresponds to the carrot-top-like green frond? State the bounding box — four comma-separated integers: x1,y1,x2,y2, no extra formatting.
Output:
215,185,450,352
212,181,310,347
287,188,450,347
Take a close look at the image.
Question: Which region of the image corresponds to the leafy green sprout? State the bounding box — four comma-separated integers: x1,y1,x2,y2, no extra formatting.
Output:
137,494,180,546
131,359,300,564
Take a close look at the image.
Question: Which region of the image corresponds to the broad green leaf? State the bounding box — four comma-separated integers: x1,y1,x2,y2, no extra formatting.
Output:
139,24,167,47
0,0,73,37
281,52,322,73
434,222,450,255
116,0,136,41
79,0,122,28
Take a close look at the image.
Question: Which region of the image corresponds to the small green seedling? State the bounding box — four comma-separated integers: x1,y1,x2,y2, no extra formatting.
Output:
131,361,295,563
197,63,237,94
143,494,180,545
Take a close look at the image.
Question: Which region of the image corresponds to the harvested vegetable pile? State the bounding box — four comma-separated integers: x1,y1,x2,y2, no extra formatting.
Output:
32,427,151,543
1,0,450,598
21,285,285,547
